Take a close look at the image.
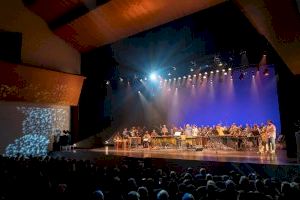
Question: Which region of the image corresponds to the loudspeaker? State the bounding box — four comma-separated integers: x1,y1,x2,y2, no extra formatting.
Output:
0,31,22,63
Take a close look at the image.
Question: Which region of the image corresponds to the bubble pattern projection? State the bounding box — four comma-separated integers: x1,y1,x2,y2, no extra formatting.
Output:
4,106,69,157
5,134,49,157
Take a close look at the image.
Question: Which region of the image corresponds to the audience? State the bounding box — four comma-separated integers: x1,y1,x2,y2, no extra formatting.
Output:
0,155,299,200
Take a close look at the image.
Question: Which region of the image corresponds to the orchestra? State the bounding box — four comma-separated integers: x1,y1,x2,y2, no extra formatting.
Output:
111,121,278,153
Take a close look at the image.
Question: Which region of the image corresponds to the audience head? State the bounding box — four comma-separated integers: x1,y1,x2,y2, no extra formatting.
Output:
91,190,104,200
137,187,148,200
128,191,140,200
157,190,169,200
182,193,195,200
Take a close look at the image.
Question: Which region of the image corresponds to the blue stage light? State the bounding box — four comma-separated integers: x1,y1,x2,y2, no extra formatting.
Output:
150,73,157,81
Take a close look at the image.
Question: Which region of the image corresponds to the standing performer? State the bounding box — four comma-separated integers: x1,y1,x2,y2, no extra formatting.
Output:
266,120,277,154
161,125,168,136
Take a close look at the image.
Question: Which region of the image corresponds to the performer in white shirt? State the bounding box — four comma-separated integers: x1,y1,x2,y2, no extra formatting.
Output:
161,125,168,136
266,120,276,154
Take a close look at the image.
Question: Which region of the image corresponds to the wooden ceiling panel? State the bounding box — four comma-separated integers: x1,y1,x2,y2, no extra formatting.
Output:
25,0,83,23
53,0,226,52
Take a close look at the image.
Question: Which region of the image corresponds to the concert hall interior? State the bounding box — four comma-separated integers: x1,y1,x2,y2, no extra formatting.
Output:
1,0,300,200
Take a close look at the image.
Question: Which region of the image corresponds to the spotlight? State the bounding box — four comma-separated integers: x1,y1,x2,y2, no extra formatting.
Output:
192,84,195,87
169,79,171,81
106,81,110,85
183,76,186,79
263,68,269,76
138,91,141,93
224,72,227,76
216,70,219,73
140,79,143,82
178,77,182,80
168,72,172,76
120,78,123,82
218,63,223,66
210,71,214,74
222,69,225,72
203,76,207,79
164,79,167,82
263,51,267,57
190,68,194,72
174,78,176,80
176,87,178,90
188,75,191,78
193,74,196,77
199,73,202,76
144,77,148,81
228,68,232,71
150,73,157,81
252,75,255,78
204,72,208,75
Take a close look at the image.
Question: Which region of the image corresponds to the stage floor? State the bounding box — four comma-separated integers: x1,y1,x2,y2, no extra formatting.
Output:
52,147,298,166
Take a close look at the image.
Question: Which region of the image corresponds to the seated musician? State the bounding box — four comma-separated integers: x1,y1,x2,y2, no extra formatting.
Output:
151,129,158,137
185,124,192,137
216,124,225,136
122,128,129,138
244,124,252,137
142,131,151,148
130,126,137,137
192,125,199,136
252,124,260,136
161,125,168,136
184,124,193,148
113,132,122,148
229,123,239,136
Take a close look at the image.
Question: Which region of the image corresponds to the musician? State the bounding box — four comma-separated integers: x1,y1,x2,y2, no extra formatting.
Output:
122,128,129,138
130,126,137,137
259,124,268,153
244,124,252,136
266,120,276,154
161,125,168,136
184,124,192,137
252,124,260,148
252,124,260,136
142,131,151,148
192,125,199,136
216,124,225,136
113,132,122,148
151,129,158,137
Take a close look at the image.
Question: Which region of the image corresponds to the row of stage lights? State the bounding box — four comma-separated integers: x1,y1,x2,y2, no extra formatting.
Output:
106,66,269,86
107,68,233,85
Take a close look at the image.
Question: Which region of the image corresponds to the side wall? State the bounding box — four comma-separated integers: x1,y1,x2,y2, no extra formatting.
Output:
0,0,80,74
0,0,81,155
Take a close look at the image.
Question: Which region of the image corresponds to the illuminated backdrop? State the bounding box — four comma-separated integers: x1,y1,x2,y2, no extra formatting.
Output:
111,66,281,132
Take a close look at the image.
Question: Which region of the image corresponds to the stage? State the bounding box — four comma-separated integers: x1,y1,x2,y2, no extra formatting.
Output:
52,147,297,166
51,147,300,179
